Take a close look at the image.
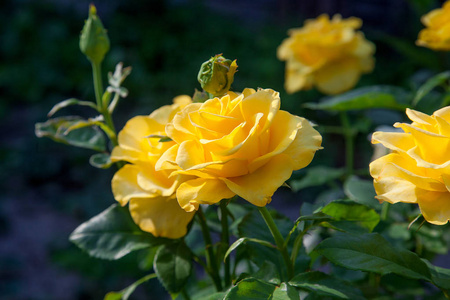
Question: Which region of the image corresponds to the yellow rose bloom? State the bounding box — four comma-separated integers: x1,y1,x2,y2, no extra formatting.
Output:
370,107,450,225
111,96,195,239
417,1,450,51
156,88,322,212
277,14,375,95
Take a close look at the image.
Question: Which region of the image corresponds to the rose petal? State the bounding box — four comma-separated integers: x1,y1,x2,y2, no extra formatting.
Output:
417,190,450,225
111,165,152,206
176,178,235,212
129,196,195,239
313,57,361,95
371,131,415,153
222,154,293,207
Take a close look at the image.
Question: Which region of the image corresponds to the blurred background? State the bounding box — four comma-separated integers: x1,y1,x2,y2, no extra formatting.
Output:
0,0,448,299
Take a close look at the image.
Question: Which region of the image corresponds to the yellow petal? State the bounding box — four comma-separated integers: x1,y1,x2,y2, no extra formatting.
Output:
176,178,235,212
167,103,202,143
371,131,415,153
118,116,164,152
129,196,195,239
373,177,418,204
155,144,180,171
280,116,323,170
176,140,206,170
313,57,361,95
222,154,293,207
111,165,151,206
416,190,450,225
240,89,280,132
136,162,178,197
396,122,450,165
110,146,142,163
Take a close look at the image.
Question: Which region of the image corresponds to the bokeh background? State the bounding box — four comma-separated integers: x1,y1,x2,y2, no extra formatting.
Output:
1,0,448,299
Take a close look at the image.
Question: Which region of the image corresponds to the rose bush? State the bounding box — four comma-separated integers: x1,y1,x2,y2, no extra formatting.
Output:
156,88,323,212
110,96,195,239
277,14,375,95
370,107,450,225
417,0,450,51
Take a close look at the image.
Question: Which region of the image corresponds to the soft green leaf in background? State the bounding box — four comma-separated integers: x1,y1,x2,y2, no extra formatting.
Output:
321,201,380,233
304,86,410,112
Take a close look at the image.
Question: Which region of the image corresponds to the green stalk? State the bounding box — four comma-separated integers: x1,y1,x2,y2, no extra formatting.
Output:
258,207,294,280
197,207,222,291
92,62,104,110
220,200,231,287
340,112,354,177
381,202,390,221
91,61,119,147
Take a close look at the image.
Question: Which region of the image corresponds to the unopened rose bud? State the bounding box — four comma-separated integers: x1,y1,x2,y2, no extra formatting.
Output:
79,4,110,64
197,54,237,97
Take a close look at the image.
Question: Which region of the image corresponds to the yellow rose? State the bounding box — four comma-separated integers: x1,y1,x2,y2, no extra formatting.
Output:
417,1,450,51
110,96,195,239
277,14,375,95
156,88,322,212
370,107,450,225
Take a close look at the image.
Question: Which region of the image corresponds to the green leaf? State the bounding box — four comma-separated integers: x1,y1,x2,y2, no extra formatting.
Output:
154,241,192,294
223,278,277,300
35,116,106,151
47,98,98,117
195,292,227,300
272,282,300,300
315,233,432,281
343,176,379,210
290,271,364,299
321,201,380,233
224,237,276,261
413,71,450,106
104,273,157,300
238,209,295,278
290,167,345,192
253,261,282,285
89,153,113,169
423,259,450,290
70,204,167,260
304,86,410,112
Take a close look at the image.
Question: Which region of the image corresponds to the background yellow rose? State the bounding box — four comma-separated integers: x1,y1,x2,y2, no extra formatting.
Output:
277,14,375,95
111,96,195,239
157,88,322,212
417,1,450,51
370,107,450,225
